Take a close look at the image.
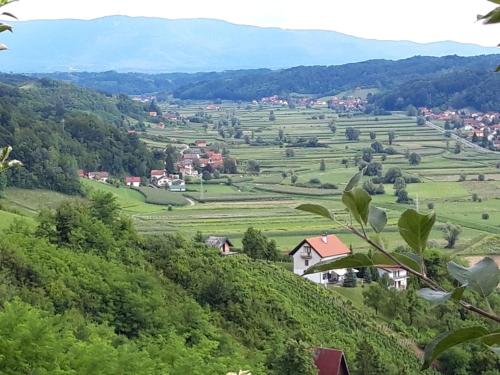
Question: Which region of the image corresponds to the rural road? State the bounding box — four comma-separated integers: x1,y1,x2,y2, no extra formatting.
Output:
426,121,500,155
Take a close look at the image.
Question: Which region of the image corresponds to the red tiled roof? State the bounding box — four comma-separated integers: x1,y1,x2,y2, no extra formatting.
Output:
289,234,351,258
314,348,350,375
150,169,165,177
125,177,141,183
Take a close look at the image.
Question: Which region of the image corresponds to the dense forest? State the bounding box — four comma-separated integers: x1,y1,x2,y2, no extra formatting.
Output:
35,55,500,111
0,75,163,194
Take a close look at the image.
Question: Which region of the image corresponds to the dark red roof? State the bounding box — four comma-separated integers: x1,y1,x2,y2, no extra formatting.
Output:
125,176,141,183
289,235,351,258
314,348,350,375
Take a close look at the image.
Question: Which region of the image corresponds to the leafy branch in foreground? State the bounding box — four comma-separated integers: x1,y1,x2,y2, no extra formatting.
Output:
477,0,500,71
296,168,499,369
0,145,22,173
0,0,17,51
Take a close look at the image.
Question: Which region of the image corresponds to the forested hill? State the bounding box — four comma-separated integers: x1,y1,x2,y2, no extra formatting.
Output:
36,55,500,110
0,195,438,374
0,75,163,194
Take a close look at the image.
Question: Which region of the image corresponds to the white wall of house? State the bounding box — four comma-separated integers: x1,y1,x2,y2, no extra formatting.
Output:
377,268,408,289
126,181,140,188
292,243,346,285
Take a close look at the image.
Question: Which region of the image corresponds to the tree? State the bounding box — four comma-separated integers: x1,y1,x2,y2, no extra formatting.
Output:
269,111,276,121
388,130,396,145
416,116,426,126
345,127,360,141
478,174,485,181
269,339,316,375
223,157,238,174
291,174,298,184
363,284,387,315
364,162,382,177
343,268,357,287
369,131,377,140
454,142,462,154
408,152,421,166
319,159,326,171
396,189,411,203
90,191,120,227
472,132,479,143
278,128,284,141
354,341,389,375
370,141,384,153
393,177,406,193
246,160,260,174
442,223,462,249
285,148,295,158
406,105,418,117
242,227,279,261
165,145,178,174
361,148,373,163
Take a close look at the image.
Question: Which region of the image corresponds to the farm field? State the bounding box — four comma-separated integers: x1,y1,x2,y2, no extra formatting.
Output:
3,102,498,257
135,101,500,254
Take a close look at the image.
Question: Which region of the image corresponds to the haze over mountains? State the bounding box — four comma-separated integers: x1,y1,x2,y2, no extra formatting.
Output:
2,15,499,73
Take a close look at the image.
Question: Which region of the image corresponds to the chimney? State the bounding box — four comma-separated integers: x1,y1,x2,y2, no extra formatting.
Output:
321,233,328,243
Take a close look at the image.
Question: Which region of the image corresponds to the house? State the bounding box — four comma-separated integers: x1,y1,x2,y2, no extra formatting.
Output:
154,175,172,187
179,164,199,178
376,266,408,289
169,179,186,192
150,169,166,179
88,171,109,183
195,140,208,148
148,111,158,117
289,234,352,285
125,176,141,188
314,348,350,375
206,236,234,255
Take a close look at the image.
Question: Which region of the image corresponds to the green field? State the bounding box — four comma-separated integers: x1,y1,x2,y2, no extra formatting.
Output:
3,102,499,256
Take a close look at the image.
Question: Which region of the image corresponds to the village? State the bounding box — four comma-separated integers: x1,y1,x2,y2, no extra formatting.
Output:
420,107,500,150
78,138,225,193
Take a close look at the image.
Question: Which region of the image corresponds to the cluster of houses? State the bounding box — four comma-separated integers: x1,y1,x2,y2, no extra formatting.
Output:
420,107,500,150
177,140,224,177
327,96,367,112
150,169,186,192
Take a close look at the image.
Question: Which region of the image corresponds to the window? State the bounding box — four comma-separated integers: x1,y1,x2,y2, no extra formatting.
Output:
305,259,309,267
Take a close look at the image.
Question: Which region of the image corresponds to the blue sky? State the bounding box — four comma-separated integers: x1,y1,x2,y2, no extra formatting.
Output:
5,0,500,46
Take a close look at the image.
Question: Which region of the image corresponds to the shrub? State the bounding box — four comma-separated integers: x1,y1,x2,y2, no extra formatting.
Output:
309,178,321,184
482,212,490,220
427,202,435,210
478,174,485,181
458,174,466,182
472,193,479,202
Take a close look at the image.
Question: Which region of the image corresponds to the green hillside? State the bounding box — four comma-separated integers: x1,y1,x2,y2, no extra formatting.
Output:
0,192,436,374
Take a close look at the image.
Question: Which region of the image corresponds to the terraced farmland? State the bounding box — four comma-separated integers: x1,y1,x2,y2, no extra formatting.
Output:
135,102,500,254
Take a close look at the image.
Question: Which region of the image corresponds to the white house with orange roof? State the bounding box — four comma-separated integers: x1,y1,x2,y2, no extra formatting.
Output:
289,234,353,285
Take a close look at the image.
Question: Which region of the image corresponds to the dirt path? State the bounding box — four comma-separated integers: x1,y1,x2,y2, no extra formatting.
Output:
463,255,500,267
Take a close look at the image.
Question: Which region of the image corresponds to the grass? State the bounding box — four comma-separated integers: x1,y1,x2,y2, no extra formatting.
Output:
134,187,189,206
331,285,366,308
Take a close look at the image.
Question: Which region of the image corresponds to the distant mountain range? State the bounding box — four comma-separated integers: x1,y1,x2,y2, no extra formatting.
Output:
1,16,498,73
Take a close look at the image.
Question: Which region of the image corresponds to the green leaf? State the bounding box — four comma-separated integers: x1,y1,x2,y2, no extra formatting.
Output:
450,284,467,301
398,209,436,254
372,252,422,273
344,168,365,192
342,187,371,226
368,206,387,233
422,326,489,369
0,23,12,33
417,288,452,306
304,254,373,274
447,257,499,298
481,331,500,347
295,204,333,220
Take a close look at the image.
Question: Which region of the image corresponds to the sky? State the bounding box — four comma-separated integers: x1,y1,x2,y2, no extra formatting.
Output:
5,0,500,46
